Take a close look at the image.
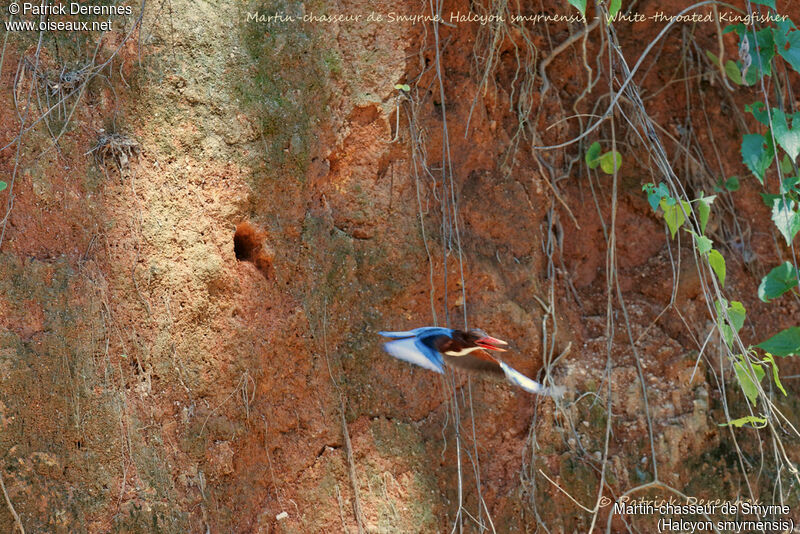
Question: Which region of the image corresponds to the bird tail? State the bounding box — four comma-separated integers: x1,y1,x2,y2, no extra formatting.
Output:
498,361,565,398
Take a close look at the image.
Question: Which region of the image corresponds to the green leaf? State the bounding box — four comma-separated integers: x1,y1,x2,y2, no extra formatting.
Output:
771,109,800,160
762,192,782,208
722,61,742,85
706,51,743,84
0,181,6,193
775,20,800,75
743,29,775,85
781,175,800,194
771,197,800,246
741,133,775,184
708,249,726,287
733,355,765,407
568,0,587,16
599,151,622,174
775,18,797,33
715,298,744,346
643,182,669,212
723,24,742,36
695,234,713,255
780,154,794,175
723,176,740,191
607,0,621,20
660,198,689,238
763,353,787,396
719,415,767,428
696,193,716,234
756,326,800,356
745,102,770,126
758,261,800,302
586,141,602,169
394,83,411,91
729,301,746,330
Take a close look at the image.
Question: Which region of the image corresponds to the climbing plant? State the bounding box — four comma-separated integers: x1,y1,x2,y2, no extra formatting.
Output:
639,4,800,427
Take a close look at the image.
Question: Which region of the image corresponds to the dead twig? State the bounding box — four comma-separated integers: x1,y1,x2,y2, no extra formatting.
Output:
1,468,25,533
321,300,364,534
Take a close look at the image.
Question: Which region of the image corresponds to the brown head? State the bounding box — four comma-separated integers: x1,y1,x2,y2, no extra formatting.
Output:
437,329,508,356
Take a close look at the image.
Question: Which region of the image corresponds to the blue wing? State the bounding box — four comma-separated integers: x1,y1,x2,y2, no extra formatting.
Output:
378,327,452,339
378,330,418,338
382,337,444,373
498,361,564,397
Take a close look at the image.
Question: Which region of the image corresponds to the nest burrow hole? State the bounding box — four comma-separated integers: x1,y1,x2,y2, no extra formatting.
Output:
234,222,273,278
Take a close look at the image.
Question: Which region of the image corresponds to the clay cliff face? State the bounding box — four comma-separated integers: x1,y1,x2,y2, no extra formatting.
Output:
1,0,799,532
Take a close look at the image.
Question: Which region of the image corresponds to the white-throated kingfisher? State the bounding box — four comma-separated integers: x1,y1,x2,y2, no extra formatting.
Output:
378,327,564,397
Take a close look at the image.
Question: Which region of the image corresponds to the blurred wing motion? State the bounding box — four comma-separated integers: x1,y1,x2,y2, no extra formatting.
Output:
498,361,564,398
381,336,444,374
443,352,506,376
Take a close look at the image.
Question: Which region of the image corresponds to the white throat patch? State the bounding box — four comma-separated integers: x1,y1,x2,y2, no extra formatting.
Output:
444,346,484,357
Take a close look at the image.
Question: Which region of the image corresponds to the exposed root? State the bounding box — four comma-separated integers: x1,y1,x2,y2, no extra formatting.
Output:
86,131,141,171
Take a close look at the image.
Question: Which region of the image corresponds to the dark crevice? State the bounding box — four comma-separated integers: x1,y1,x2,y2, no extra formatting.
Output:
234,222,273,278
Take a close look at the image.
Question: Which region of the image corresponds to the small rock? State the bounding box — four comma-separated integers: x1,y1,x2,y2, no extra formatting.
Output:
207,440,235,477
30,452,61,478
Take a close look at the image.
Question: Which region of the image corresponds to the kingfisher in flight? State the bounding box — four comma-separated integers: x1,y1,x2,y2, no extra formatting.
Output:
378,327,564,397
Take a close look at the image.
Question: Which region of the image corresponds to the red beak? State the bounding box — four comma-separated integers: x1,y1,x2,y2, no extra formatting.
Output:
475,335,508,352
